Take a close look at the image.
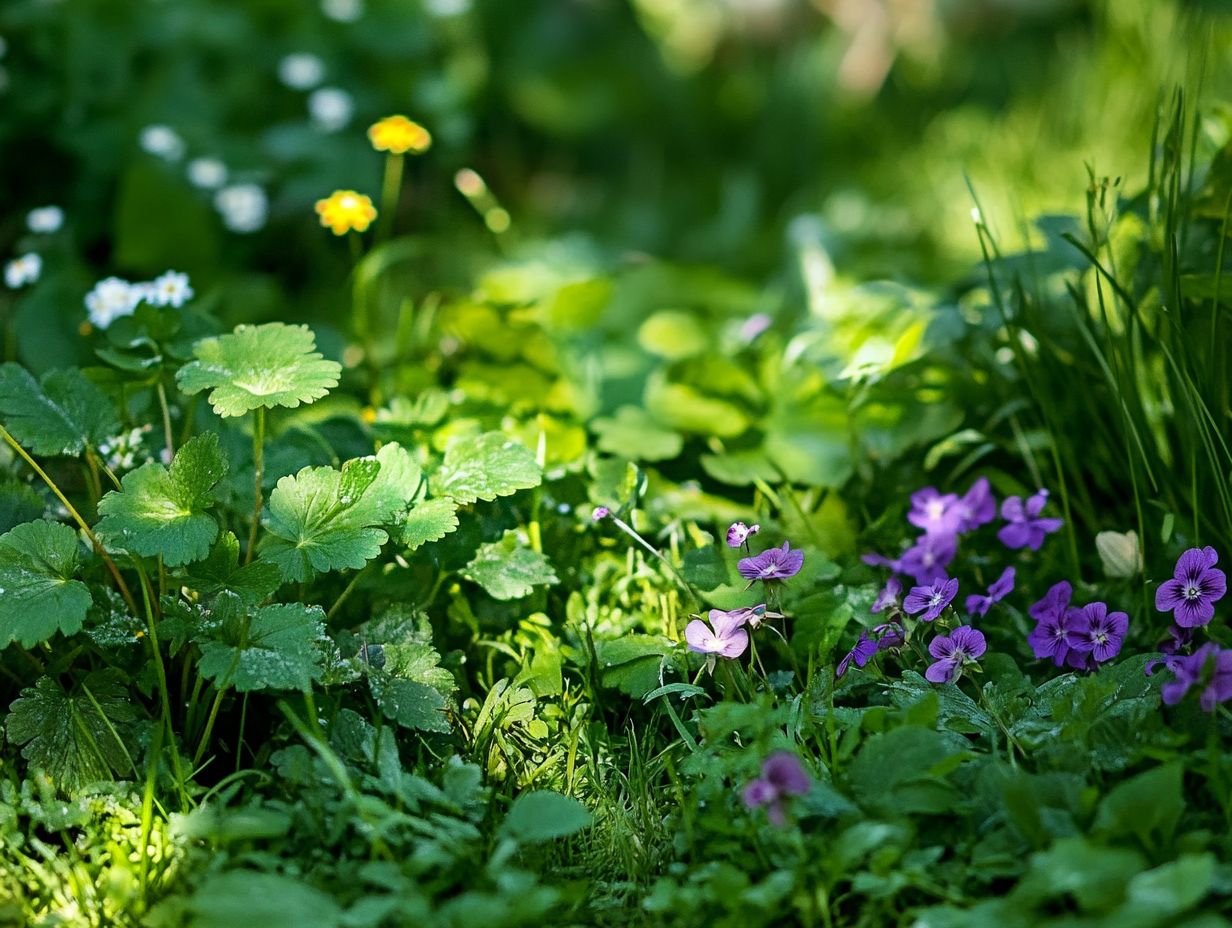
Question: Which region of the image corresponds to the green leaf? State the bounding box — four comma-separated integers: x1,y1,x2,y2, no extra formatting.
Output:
176,323,341,417
594,635,676,698
0,480,45,534
260,444,420,582
847,726,969,816
464,532,558,600
369,676,451,733
501,791,592,843
182,871,342,928
1125,854,1215,917
0,364,119,456
433,432,542,504
180,532,282,605
402,497,460,549
0,520,92,648
592,406,684,462
96,433,228,567
197,600,326,692
1094,763,1184,847
6,672,138,791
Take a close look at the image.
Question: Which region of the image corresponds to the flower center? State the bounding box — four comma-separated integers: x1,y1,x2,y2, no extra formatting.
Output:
928,592,943,607
1184,584,1201,601
1094,632,1109,644
926,500,945,520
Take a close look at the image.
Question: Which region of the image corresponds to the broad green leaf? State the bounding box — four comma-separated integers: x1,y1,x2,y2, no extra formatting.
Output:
592,406,683,462
594,635,675,698
848,726,969,816
501,791,592,843
197,600,326,692
96,433,227,566
0,520,92,648
0,364,119,456
433,432,542,504
0,480,45,534
176,322,341,417
6,672,138,791
464,533,558,600
402,497,459,549
182,871,342,928
260,444,420,582
644,378,748,438
1094,763,1184,847
180,532,282,604
369,676,451,733
1125,853,1215,916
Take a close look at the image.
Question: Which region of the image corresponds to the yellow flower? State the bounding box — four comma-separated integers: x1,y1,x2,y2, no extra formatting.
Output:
314,190,377,235
367,115,431,155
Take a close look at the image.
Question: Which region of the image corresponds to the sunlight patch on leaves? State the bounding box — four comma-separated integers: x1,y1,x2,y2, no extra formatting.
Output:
96,432,227,566
176,322,341,417
0,520,92,648
433,432,542,504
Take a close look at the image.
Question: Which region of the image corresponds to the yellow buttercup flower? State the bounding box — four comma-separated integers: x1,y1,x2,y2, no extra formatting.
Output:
368,115,431,155
314,190,377,235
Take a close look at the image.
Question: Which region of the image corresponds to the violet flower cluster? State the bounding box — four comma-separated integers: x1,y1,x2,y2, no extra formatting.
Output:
1025,580,1128,670
742,751,811,826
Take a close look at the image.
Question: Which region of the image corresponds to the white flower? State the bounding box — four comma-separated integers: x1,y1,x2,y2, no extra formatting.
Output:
85,277,143,329
321,0,363,22
278,53,325,90
425,0,469,16
4,253,41,289
187,157,228,190
308,87,353,132
139,124,185,161
26,206,63,234
214,183,269,234
146,271,194,308
1096,530,1142,578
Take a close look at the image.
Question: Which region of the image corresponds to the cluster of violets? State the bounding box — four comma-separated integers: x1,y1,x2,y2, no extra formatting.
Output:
683,521,803,664
1147,547,1230,711
741,751,811,825
851,478,1067,684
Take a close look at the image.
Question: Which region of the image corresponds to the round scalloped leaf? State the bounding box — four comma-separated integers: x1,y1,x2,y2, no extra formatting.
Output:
176,322,341,418
0,520,92,649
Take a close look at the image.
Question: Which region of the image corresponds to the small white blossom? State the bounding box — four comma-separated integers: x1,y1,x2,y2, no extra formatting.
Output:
26,206,63,234
214,183,269,234
187,157,228,190
139,124,185,161
278,53,325,90
308,87,353,132
98,425,153,472
425,0,469,16
147,271,194,308
85,277,143,329
321,0,363,22
4,253,41,289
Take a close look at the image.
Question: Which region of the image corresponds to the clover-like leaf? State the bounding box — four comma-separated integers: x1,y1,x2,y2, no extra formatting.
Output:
433,432,542,504
176,322,341,418
592,406,683,462
402,497,459,550
95,433,227,567
197,599,327,692
369,677,451,733
463,531,558,600
7,671,138,791
259,444,421,582
180,532,282,605
0,364,119,456
0,520,92,649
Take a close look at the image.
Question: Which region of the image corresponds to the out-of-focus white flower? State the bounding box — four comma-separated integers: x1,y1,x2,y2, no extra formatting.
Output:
85,276,143,329
139,125,186,161
278,52,325,90
214,183,269,234
4,253,41,289
425,0,470,16
26,206,63,234
187,157,228,190
321,0,363,22
98,425,153,472
308,87,353,132
146,271,194,308
1096,530,1142,578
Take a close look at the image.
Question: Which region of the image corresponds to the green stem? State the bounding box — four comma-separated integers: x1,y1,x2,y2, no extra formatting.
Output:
0,425,138,616
156,380,175,464
378,152,404,242
136,561,188,808
245,407,265,565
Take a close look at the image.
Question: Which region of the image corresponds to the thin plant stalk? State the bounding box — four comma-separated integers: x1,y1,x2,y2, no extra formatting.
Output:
245,407,265,565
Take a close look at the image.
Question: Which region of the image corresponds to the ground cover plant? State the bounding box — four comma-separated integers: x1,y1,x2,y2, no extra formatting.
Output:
4,1,1232,926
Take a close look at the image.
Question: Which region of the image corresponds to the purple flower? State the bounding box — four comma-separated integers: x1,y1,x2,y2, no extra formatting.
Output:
742,751,811,825
861,551,903,573
908,487,963,537
1069,602,1128,664
836,632,878,678
965,566,1016,617
592,506,610,521
684,609,749,659
1027,605,1084,667
925,626,986,684
997,489,1064,551
903,577,959,622
954,477,996,532
1158,643,1232,710
900,534,957,585
872,577,902,614
874,621,905,651
726,521,760,548
1029,580,1073,623
738,541,804,583
1154,546,1227,628
724,602,783,629
738,312,773,343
